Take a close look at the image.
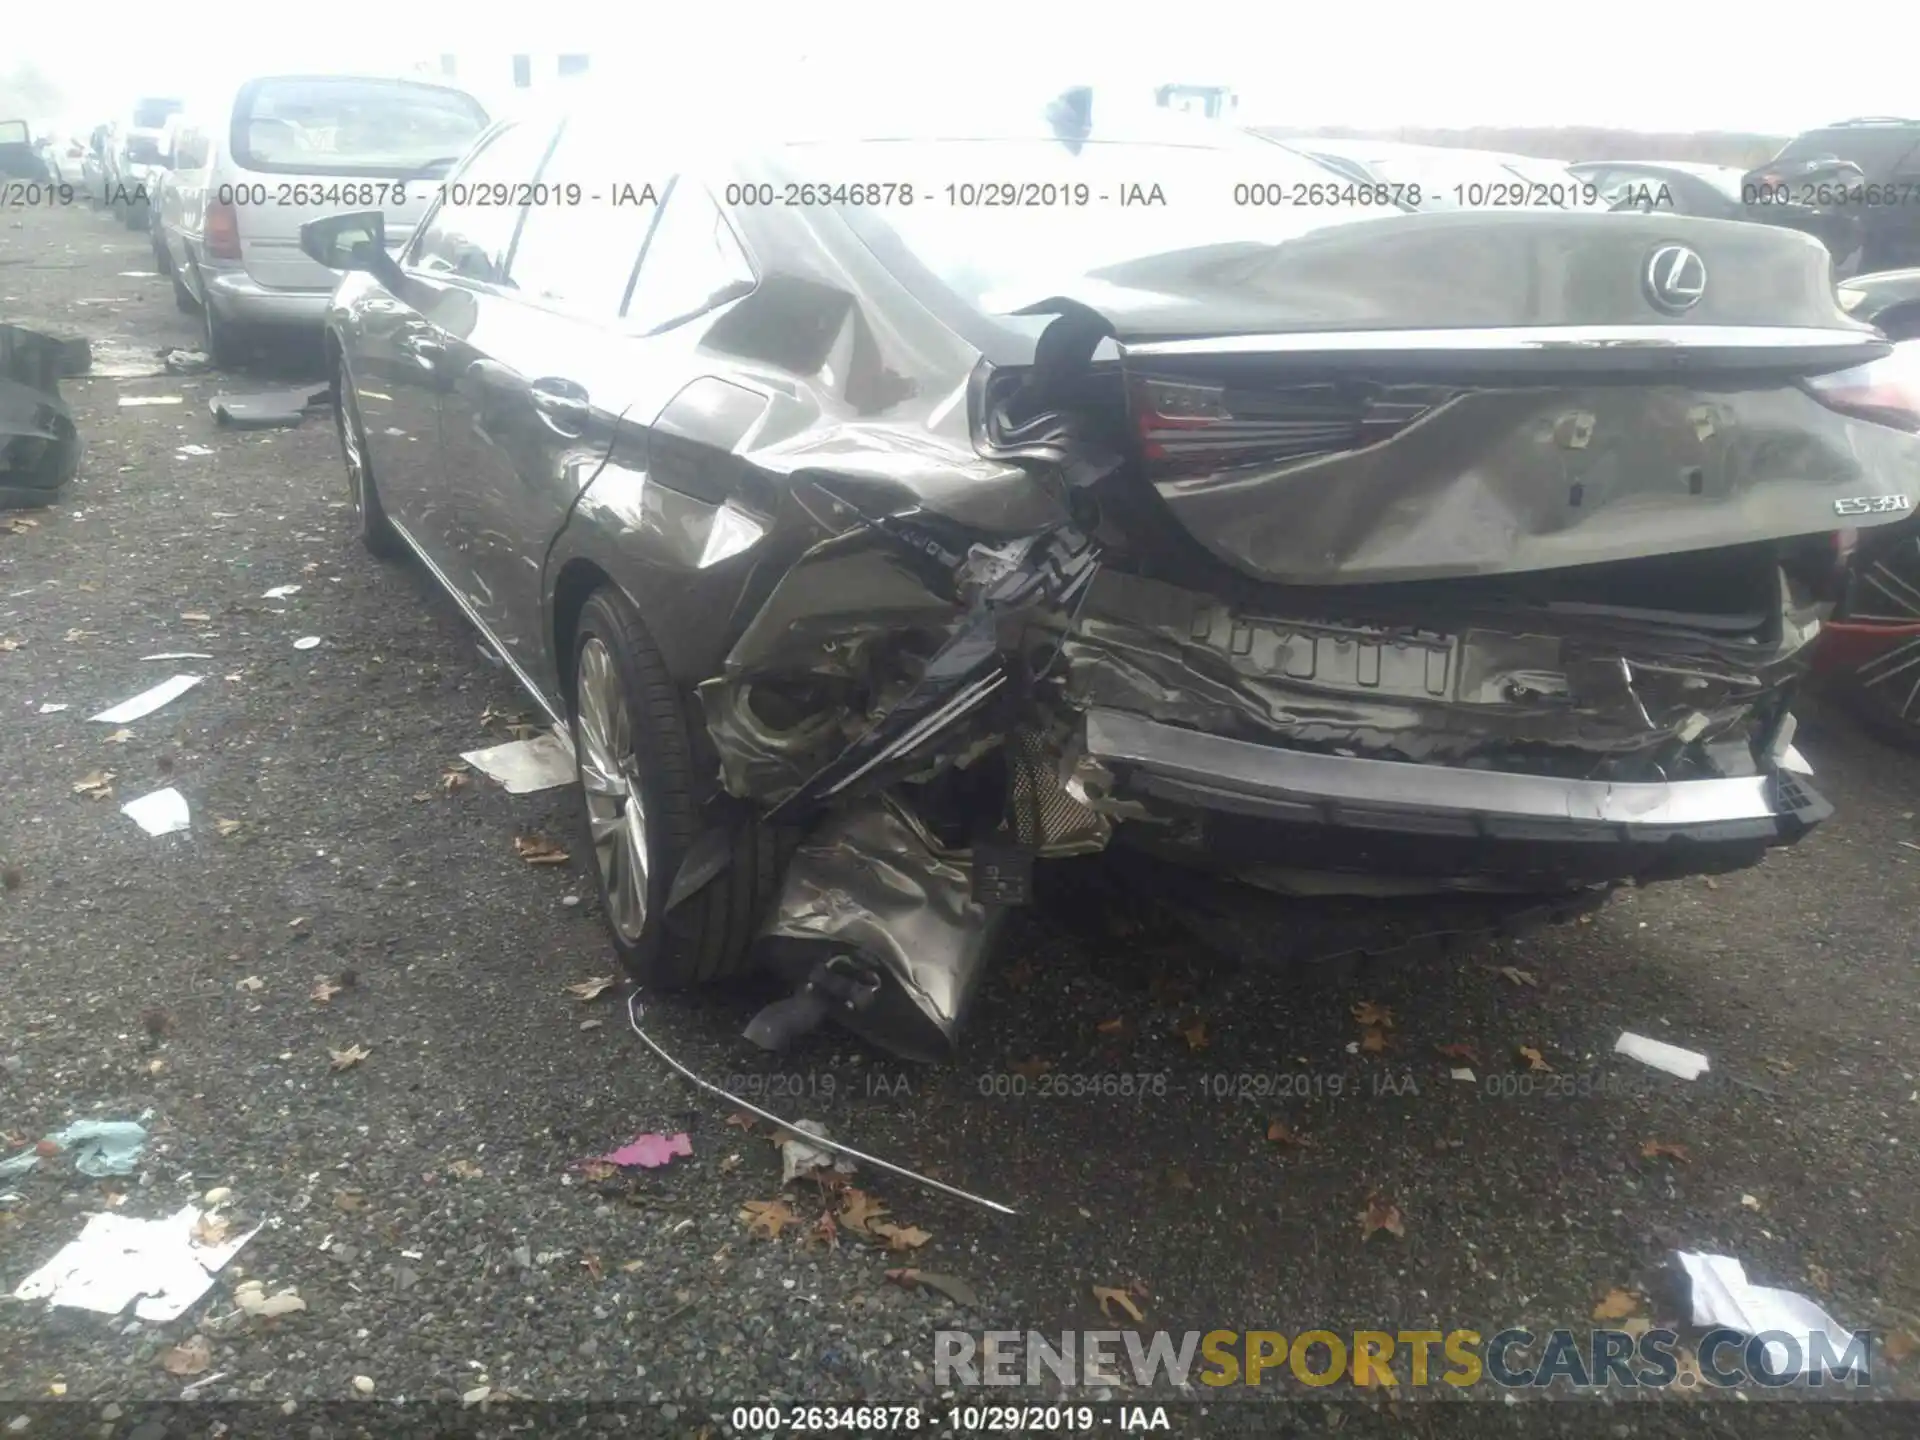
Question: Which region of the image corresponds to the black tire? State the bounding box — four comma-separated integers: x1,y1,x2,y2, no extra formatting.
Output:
151,225,173,276
200,280,246,369
122,201,148,231
171,263,197,313
333,354,403,559
569,586,778,989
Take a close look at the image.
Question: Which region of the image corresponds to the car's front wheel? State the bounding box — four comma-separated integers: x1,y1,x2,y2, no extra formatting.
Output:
569,586,775,989
1831,528,1920,751
333,355,402,559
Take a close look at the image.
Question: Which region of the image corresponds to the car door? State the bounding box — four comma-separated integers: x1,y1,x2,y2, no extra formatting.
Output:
438,119,674,692
354,118,558,573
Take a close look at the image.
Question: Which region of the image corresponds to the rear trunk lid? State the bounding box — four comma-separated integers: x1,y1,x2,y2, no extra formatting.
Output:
1002,210,1919,586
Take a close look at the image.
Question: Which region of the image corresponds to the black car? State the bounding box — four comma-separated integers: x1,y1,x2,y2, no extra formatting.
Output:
305,92,1920,1062
1252,135,1597,211
1566,161,1749,220
1742,117,1920,273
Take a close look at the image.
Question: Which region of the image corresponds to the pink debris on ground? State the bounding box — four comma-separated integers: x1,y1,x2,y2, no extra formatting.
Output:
596,1131,693,1169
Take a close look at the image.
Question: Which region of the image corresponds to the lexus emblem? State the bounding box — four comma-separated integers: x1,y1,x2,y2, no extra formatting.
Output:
1644,244,1707,314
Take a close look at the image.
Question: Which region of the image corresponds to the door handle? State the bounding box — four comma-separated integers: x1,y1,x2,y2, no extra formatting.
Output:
529,377,590,438
400,335,444,367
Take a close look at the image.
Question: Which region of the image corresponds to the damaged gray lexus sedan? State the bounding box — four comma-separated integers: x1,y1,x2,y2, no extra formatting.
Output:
304,95,1920,1065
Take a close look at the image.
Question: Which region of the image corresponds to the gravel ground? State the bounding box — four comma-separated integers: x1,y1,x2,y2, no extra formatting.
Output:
5,199,1920,1437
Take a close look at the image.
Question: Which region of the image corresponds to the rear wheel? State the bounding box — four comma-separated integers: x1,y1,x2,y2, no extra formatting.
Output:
569,586,776,989
334,354,402,559
1831,529,1920,750
199,276,246,369
171,263,196,313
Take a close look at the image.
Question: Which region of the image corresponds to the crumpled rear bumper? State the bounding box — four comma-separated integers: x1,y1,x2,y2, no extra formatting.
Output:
1079,707,1829,886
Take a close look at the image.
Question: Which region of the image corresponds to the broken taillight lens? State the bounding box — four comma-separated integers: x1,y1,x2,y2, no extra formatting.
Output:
1802,341,1920,432
204,199,242,261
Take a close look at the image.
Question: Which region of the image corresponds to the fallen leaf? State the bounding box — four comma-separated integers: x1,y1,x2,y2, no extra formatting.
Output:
236,975,264,992
1742,1193,1762,1211
514,834,570,865
581,1252,603,1281
1352,1001,1395,1028
1011,1057,1054,1081
565,975,617,1001
1266,1119,1312,1147
446,1159,484,1180
885,1268,981,1308
724,1111,758,1132
103,728,132,744
191,1214,230,1247
1885,1330,1917,1362
310,978,342,1004
597,1131,692,1169
580,1161,618,1182
1166,1165,1195,1191
1092,1285,1145,1323
619,1258,645,1273
442,768,472,795
740,1198,798,1239
808,1211,840,1250
1095,1017,1125,1036
1361,1025,1389,1053
332,1189,365,1211
1640,1139,1691,1164
1436,1043,1482,1065
1517,1045,1554,1073
1807,1263,1832,1293
870,1220,932,1252
1175,1016,1209,1052
717,1154,741,1174
288,916,310,931
72,769,115,800
1765,1056,1799,1075
215,817,242,836
328,1043,371,1071
161,1335,212,1375
1498,966,1539,987
1593,1287,1640,1321
180,612,211,622
1361,1194,1406,1240
4,516,38,533
0,638,21,651
837,1189,889,1235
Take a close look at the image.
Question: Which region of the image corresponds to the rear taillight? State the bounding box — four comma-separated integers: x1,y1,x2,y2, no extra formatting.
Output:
1130,375,1447,470
1803,342,1920,431
204,198,241,260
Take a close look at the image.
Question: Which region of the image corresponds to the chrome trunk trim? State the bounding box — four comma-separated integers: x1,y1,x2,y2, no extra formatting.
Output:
1122,325,1884,359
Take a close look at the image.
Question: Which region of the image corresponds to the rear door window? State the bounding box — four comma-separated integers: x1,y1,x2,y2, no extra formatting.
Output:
624,180,756,334
503,120,667,317
231,77,488,178
408,120,560,284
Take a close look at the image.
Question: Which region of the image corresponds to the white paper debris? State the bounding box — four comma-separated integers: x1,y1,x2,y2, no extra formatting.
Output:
89,674,204,724
293,636,321,651
139,653,213,661
262,585,301,599
1614,1032,1711,1080
175,444,215,457
1450,1067,1476,1083
778,1118,857,1184
1781,745,1814,776
1676,1251,1862,1378
460,729,576,795
12,1205,259,1322
117,270,159,278
118,396,183,407
38,703,68,714
122,787,191,837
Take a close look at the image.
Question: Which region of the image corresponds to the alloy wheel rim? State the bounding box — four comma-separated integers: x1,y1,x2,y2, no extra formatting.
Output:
576,637,650,941
1852,536,1920,724
336,371,366,515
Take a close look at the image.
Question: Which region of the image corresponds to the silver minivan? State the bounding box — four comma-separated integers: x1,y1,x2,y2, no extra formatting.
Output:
158,73,489,365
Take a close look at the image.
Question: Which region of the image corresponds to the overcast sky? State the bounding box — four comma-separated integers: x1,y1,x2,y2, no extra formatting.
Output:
13,0,1919,134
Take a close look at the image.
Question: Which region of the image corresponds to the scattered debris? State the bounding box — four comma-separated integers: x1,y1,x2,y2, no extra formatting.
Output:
37,702,67,714
594,1132,692,1169
122,787,190,837
140,653,213,661
0,1120,148,1180
0,325,82,509
1641,1139,1692,1164
777,1119,858,1185
1353,1001,1394,1027
292,636,321,651
1361,1026,1389,1054
160,348,211,375
236,975,265,992
740,1199,799,1238
161,1335,212,1376
446,1159,484,1180
1175,1016,1208,1051
1676,1251,1862,1378
1093,1285,1145,1323
1593,1287,1641,1320
209,384,331,430
234,1280,307,1319
1742,1193,1763,1211
89,674,204,725
565,976,617,1001
328,1044,371,1072
1266,1119,1311,1147
11,1204,258,1321
461,730,576,795
73,769,115,800
885,1268,980,1308
1361,1194,1406,1240
514,834,570,865
174,444,214,457
1436,1043,1482,1065
1095,1017,1125,1036
1450,1067,1477,1083
1517,1045,1554,1073
261,584,301,600
1497,966,1539,987
118,395,183,407
215,818,242,836
310,977,342,1004
1615,1032,1711,1081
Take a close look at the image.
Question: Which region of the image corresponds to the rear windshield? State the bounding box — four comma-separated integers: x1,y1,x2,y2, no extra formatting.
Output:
0,120,28,146
132,99,181,130
232,77,487,176
1775,125,1920,175
790,137,1376,317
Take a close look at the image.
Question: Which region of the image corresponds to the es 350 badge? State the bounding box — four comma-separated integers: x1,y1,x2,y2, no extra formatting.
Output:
1834,494,1914,516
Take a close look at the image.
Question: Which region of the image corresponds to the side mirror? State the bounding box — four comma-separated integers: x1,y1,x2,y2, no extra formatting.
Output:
301,210,390,273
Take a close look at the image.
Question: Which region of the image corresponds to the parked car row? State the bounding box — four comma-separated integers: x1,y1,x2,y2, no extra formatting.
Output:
276,84,1920,1064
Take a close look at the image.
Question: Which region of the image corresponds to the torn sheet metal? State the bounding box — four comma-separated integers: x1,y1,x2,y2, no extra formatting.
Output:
460,728,576,794
89,674,203,724
12,1205,259,1322
209,385,331,430
0,322,82,510
1676,1251,1864,1378
758,795,1005,1063
624,991,1014,1215
123,787,190,837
